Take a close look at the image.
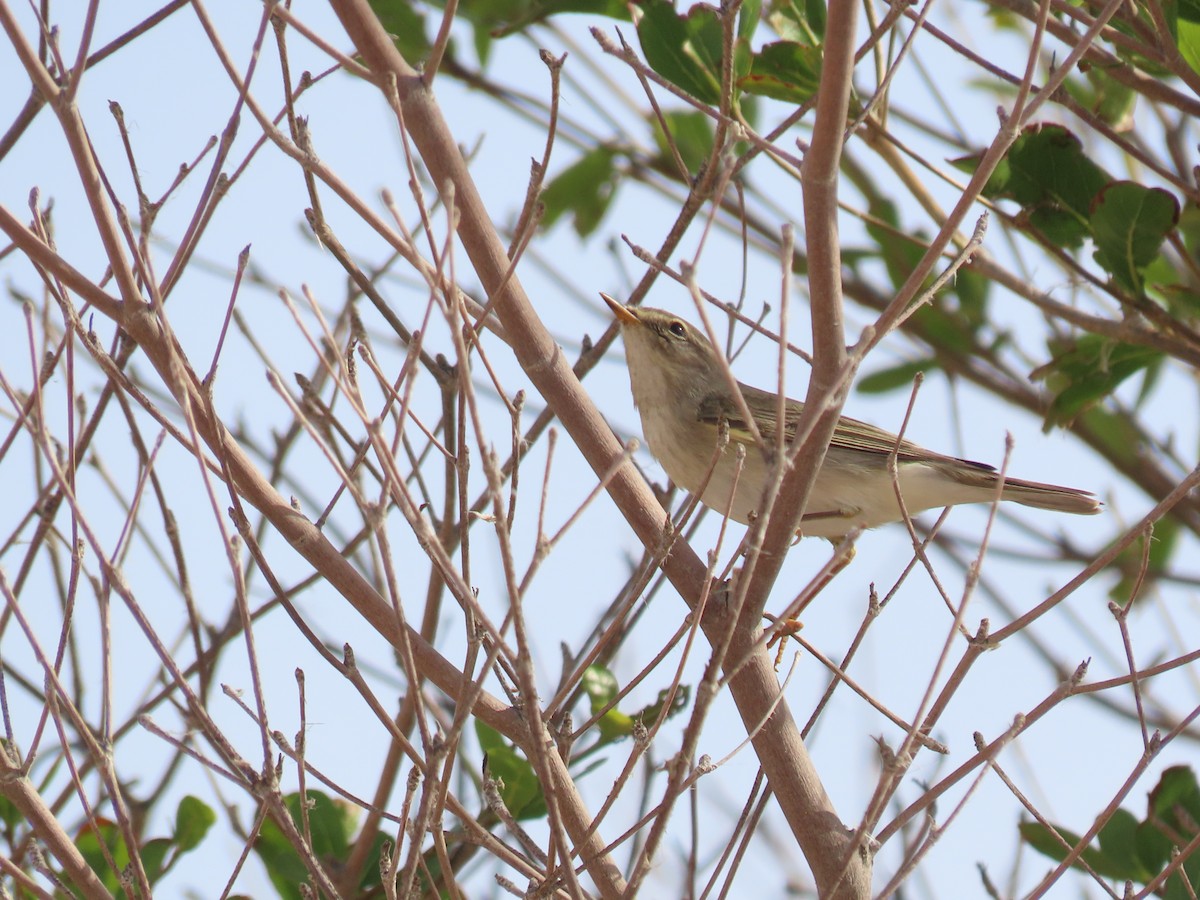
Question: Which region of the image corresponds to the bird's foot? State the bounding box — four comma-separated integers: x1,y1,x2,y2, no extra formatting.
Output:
764,613,804,670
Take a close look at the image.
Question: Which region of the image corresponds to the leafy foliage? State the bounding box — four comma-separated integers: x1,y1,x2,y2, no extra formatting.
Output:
1021,767,1200,897
74,796,215,895
255,792,387,899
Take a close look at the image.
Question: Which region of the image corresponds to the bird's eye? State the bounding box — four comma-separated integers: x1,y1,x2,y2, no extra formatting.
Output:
668,321,687,338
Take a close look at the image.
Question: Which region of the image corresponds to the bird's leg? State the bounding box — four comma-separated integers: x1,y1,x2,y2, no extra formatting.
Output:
764,612,803,669
765,536,856,669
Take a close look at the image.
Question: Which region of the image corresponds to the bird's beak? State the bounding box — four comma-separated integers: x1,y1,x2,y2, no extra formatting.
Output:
600,292,640,326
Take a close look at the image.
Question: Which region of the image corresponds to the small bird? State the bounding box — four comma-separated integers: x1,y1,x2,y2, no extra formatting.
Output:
602,294,1101,539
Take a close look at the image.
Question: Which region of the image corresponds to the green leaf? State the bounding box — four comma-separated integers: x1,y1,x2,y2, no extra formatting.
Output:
419,0,630,57
1019,820,1082,863
1094,6,1173,75
474,19,493,66
739,40,822,103
766,0,823,42
1136,814,1174,874
476,721,547,819
1156,284,1200,315
1000,125,1106,208
1077,407,1141,469
76,818,127,892
422,0,629,60
1078,64,1136,129
738,0,763,39
1108,517,1179,603
1148,765,1200,826
1139,249,1199,314
287,791,354,859
1175,0,1200,76
638,0,725,104
1178,202,1200,257
490,0,632,37
951,266,990,325
368,0,430,64
984,5,1024,30
541,147,619,237
805,0,827,37
1035,335,1163,428
1019,821,1136,880
651,109,715,175
582,664,620,708
68,799,215,892
1142,766,1200,897
1017,777,1200,896
1096,808,1153,881
353,830,390,891
1090,181,1180,292
254,817,310,900
948,149,1003,184
0,791,21,830
910,305,978,352
857,359,938,395
583,665,635,741
968,124,1111,249
255,791,364,899
865,197,928,291
174,795,216,853
140,837,173,884
631,683,690,729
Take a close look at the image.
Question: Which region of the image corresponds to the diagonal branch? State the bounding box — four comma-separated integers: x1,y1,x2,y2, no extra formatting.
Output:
325,0,871,895
736,0,858,624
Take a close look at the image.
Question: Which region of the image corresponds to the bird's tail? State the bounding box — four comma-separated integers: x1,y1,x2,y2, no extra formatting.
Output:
1000,477,1102,515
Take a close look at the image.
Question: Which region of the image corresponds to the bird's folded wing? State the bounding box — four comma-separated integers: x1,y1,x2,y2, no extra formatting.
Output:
697,383,997,472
